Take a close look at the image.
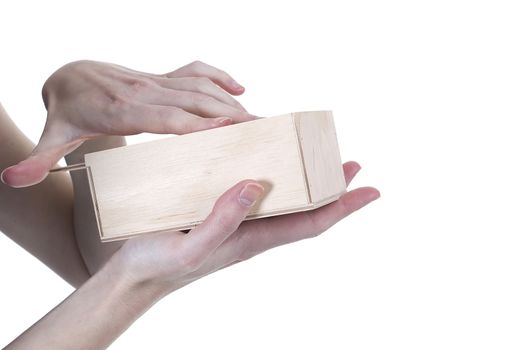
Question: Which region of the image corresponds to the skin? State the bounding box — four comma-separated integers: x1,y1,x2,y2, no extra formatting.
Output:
0,103,89,287
65,136,128,274
1,60,255,188
6,160,379,350
1,60,256,284
1,60,380,348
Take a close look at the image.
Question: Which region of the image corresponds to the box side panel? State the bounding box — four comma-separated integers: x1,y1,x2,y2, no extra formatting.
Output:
85,165,104,240
100,203,317,242
293,111,346,204
85,114,309,241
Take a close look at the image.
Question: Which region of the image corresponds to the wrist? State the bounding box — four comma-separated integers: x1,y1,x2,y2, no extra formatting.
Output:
105,248,172,302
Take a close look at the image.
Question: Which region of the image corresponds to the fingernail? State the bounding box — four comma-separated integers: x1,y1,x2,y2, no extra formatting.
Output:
231,80,244,90
239,183,265,207
0,169,7,185
215,117,232,126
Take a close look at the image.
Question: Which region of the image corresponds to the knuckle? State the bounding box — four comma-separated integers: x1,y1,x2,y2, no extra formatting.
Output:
170,109,199,134
215,215,236,234
195,76,213,87
106,94,130,112
211,209,237,234
127,78,153,93
102,95,136,133
217,69,229,78
187,60,213,75
190,60,205,68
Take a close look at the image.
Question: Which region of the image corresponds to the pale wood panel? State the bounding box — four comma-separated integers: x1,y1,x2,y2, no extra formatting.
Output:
85,114,310,240
293,111,346,204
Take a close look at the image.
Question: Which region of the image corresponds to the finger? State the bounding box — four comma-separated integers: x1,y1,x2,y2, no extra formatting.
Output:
223,186,380,263
125,103,235,135
304,186,380,234
343,161,361,186
179,180,265,268
166,61,245,95
191,162,375,273
1,127,83,188
153,77,247,112
143,89,255,123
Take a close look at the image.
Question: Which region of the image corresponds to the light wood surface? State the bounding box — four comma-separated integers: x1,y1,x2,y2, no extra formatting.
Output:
84,111,346,241
294,111,346,205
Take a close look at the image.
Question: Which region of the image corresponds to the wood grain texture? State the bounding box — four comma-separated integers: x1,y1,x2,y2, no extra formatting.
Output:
293,111,346,205
84,111,346,241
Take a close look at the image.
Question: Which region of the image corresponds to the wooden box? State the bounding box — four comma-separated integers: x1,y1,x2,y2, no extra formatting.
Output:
84,111,346,241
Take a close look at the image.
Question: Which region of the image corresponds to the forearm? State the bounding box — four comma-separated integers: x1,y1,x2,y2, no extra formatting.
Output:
0,103,89,286
5,253,167,350
65,136,127,274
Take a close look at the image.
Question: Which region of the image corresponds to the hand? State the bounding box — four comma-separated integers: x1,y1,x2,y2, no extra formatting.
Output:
1,60,254,188
111,161,380,294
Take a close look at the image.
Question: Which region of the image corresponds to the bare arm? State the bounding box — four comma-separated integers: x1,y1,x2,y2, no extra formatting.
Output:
1,60,379,348
4,250,164,350
1,60,253,284
6,160,379,350
2,60,252,188
65,136,127,274
0,103,89,287
1,60,252,279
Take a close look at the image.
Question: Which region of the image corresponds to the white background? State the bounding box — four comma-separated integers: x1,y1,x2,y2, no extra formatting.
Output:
1,1,524,349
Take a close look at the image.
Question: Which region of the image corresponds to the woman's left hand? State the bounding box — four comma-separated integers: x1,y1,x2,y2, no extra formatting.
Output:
112,161,379,294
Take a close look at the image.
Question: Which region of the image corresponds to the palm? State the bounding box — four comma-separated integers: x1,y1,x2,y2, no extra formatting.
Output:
118,161,379,290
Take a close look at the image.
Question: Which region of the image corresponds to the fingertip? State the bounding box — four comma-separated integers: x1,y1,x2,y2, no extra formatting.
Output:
343,161,361,172
367,187,381,201
338,186,381,215
343,161,361,174
356,186,381,202
0,162,48,188
229,80,245,95
211,117,233,127
343,161,361,185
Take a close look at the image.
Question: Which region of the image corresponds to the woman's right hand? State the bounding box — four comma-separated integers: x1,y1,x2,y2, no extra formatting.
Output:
1,60,254,188
110,161,380,295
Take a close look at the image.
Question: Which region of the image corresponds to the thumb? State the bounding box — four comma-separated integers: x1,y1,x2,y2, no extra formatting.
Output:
178,180,266,269
1,129,83,188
